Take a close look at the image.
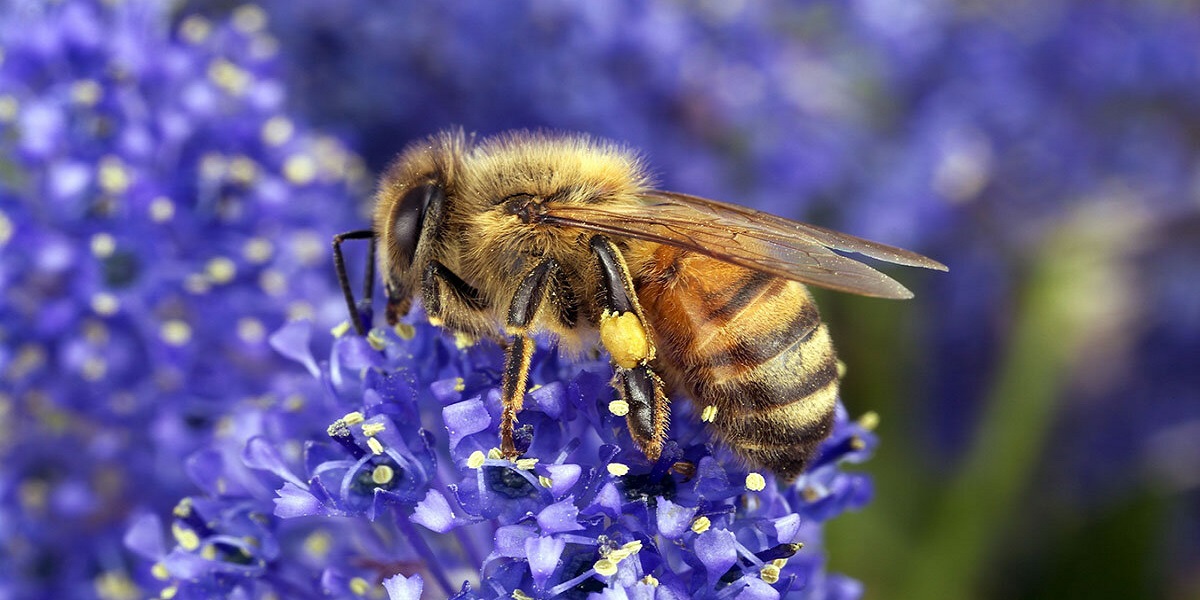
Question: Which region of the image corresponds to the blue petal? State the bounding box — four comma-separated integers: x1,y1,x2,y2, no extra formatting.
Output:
655,497,697,540
525,535,566,591
274,481,323,518
771,514,802,544
123,511,165,560
493,524,538,558
443,397,492,453
543,463,582,497
382,573,424,600
695,528,738,588
242,436,306,487
412,489,460,533
536,497,585,534
734,577,781,600
268,320,320,377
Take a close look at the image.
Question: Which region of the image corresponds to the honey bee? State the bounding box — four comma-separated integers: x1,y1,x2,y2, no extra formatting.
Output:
333,129,945,480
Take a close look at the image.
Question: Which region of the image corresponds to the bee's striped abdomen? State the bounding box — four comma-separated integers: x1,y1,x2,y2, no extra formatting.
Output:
635,247,839,480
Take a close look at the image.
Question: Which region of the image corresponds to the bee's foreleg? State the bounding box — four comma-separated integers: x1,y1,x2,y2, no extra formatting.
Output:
498,258,562,459
420,261,486,328
590,236,670,462
332,229,376,336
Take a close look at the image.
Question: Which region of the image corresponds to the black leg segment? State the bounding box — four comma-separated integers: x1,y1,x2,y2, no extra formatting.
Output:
332,229,376,336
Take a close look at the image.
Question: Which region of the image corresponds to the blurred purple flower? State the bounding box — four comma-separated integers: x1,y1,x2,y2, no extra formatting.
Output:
0,0,362,596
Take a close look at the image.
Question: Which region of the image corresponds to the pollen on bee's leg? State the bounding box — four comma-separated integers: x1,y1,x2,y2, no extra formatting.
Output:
599,310,651,369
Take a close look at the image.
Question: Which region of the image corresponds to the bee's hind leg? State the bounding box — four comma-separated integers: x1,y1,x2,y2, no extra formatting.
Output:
590,236,670,463
498,258,566,459
332,229,376,335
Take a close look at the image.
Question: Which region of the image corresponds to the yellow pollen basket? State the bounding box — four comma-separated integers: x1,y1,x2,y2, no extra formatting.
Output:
599,311,651,369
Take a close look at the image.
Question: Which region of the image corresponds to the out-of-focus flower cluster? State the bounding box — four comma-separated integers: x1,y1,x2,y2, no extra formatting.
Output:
0,1,363,597
129,317,877,599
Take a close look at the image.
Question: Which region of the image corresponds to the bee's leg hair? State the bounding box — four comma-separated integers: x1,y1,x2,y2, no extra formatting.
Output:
421,261,487,327
332,229,376,336
590,235,670,462
498,258,563,458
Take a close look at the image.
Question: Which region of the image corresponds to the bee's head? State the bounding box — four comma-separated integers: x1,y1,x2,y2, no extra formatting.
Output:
373,131,464,323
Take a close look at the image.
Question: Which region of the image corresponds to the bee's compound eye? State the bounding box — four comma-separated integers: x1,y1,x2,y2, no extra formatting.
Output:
392,183,441,266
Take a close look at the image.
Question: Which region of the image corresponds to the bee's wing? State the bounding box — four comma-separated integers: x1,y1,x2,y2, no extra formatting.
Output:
541,190,947,299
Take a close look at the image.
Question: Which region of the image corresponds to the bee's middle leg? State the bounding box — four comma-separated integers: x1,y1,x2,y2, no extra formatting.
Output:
590,236,670,462
498,258,566,458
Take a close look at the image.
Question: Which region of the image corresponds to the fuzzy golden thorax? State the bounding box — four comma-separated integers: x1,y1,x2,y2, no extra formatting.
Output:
373,129,652,344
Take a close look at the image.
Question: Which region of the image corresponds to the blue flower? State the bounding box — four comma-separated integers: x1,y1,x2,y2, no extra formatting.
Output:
1,0,362,595
152,314,878,598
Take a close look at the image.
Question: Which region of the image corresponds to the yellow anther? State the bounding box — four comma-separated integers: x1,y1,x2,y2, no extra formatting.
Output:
97,156,130,194
836,359,848,379
453,377,466,392
487,448,504,460
91,292,119,316
691,516,711,534
160,584,178,599
237,318,265,344
242,238,274,263
348,576,370,596
149,197,175,222
304,531,332,557
701,404,718,422
232,4,268,33
593,558,618,577
538,475,553,488
208,59,250,96
608,400,629,416
393,322,416,340
746,472,767,492
151,562,170,580
858,411,880,431
606,463,629,477
171,523,200,551
228,155,258,184
90,233,116,258
0,209,12,246
453,331,475,350
515,458,539,470
0,95,17,122
173,497,193,518
261,116,293,146
284,154,316,185
371,464,394,485
511,590,534,600
367,328,387,350
82,356,107,381
361,422,386,437
760,563,781,584
467,451,486,469
70,80,102,106
205,257,237,284
330,321,351,338
599,311,651,368
160,320,192,346
850,436,867,451
286,301,314,321
641,575,659,587
179,15,211,44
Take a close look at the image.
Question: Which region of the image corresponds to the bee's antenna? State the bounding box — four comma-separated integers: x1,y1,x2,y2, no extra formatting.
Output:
332,229,376,336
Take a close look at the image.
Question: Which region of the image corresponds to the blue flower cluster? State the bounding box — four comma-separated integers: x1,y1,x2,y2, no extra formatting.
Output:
0,1,362,596
131,317,876,599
